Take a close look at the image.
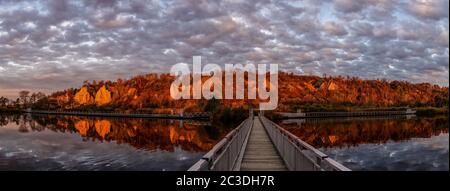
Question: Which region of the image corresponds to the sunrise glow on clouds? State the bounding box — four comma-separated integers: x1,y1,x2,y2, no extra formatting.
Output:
0,0,448,98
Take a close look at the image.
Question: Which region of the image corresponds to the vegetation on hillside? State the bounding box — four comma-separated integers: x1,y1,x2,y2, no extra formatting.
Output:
1,72,448,117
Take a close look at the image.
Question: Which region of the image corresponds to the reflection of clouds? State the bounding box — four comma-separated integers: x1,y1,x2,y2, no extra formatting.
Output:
412,135,450,150
324,133,449,171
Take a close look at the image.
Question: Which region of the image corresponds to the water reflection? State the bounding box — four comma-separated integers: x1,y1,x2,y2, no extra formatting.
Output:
0,114,232,170
280,115,448,148
278,115,449,171
0,114,226,152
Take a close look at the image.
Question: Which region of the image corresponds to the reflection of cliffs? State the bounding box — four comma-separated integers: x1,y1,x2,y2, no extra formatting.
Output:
281,117,449,148
169,127,213,151
75,120,91,136
25,116,221,152
95,120,111,138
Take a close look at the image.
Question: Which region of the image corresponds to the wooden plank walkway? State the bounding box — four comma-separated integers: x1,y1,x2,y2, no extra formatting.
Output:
240,117,287,171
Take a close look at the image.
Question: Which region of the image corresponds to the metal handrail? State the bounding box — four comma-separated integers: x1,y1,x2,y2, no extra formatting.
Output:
24,110,211,119
303,110,416,117
188,116,253,171
259,115,351,171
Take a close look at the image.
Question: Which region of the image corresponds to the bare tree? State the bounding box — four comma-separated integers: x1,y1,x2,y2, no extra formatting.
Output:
29,92,46,105
27,92,47,109
13,98,20,108
0,96,9,108
30,93,37,105
19,90,30,107
35,92,46,100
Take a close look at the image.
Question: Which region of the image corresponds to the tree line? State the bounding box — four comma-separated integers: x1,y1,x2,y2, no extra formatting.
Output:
0,91,47,110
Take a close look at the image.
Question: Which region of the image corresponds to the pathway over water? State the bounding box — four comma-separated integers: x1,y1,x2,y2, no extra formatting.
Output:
240,117,287,171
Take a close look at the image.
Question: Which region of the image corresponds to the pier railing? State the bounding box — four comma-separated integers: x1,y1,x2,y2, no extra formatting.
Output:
188,116,253,171
259,115,351,171
24,110,211,119
277,109,416,118
304,110,415,117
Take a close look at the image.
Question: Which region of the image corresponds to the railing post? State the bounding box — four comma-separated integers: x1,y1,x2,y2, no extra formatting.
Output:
258,115,350,171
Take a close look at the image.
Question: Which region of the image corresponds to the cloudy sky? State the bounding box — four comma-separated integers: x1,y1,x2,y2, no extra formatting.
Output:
0,0,448,98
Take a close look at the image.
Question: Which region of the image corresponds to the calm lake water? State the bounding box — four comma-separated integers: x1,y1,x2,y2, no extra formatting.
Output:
279,115,449,171
2,114,448,171
0,114,232,171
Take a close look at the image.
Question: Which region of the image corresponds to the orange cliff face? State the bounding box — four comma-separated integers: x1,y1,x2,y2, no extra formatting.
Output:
74,87,94,105
95,86,112,105
73,86,112,106
46,72,449,111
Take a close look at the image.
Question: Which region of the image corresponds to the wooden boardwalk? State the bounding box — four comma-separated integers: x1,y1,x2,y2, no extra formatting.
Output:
188,115,350,171
240,117,287,171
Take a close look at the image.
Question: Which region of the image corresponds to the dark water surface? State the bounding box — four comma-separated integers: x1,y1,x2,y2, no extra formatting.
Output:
279,115,449,171
2,114,448,171
0,114,232,171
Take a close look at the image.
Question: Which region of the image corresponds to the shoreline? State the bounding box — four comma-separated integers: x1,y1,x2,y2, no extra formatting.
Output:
1,107,447,118
22,110,212,120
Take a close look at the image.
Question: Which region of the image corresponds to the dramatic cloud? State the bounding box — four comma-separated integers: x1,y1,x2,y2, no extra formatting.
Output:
407,0,449,20
0,0,448,98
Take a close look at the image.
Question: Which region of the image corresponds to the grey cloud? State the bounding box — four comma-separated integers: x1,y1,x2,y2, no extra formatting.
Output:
334,0,366,13
407,0,449,20
323,21,348,36
0,0,448,98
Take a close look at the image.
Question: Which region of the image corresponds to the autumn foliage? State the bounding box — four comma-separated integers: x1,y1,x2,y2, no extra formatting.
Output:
43,72,448,112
